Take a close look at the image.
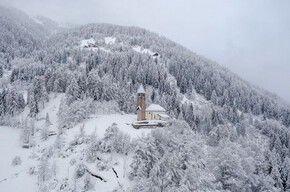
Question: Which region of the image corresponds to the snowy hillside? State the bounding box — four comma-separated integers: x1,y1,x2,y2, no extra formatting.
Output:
0,126,38,191
0,6,289,192
0,94,153,191
0,5,61,60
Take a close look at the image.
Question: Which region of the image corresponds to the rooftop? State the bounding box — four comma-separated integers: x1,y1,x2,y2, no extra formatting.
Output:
137,85,145,93
158,114,170,118
146,104,166,112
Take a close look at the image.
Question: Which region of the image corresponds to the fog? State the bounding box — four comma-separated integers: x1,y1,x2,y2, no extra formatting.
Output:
1,0,290,102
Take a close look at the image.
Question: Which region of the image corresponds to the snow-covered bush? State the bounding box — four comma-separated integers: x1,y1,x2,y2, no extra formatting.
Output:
83,174,95,191
28,166,36,175
58,178,70,191
38,157,51,185
75,164,87,179
12,156,21,166
115,131,131,155
58,97,95,129
70,158,76,166
54,133,64,151
100,123,131,154
20,118,30,145
40,126,49,141
45,113,52,127
0,115,21,127
86,132,101,163
51,161,57,177
100,123,119,153
70,124,87,147
96,158,110,171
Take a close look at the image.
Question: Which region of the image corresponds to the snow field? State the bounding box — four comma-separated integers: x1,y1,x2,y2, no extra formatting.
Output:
0,126,38,192
0,93,152,191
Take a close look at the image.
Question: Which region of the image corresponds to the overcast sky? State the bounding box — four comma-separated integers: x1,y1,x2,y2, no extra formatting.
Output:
1,0,290,102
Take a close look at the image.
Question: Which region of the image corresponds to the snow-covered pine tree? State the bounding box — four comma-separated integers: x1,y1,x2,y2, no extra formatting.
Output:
66,76,81,105
29,94,38,117
0,65,3,78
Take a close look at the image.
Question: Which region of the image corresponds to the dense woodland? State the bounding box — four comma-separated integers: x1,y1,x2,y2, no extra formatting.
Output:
0,6,289,192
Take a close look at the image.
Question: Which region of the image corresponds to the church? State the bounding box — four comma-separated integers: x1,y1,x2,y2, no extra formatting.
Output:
133,85,169,128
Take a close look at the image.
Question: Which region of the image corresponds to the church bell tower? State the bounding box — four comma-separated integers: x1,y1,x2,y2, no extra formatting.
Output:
137,85,146,121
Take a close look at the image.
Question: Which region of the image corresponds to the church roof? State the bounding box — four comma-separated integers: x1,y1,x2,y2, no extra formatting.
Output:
146,104,166,112
137,85,145,93
158,114,170,118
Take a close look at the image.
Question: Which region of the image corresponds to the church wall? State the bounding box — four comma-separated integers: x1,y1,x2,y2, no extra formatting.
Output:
145,111,166,120
159,115,170,121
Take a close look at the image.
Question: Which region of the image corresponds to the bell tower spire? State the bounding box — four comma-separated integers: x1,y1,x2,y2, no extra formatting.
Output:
137,85,146,121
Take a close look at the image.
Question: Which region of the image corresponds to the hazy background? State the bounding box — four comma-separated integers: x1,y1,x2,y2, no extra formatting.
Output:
1,0,290,102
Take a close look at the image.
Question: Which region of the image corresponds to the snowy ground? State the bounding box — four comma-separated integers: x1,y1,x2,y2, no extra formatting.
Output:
0,94,152,191
0,126,38,192
80,38,110,53
80,37,160,57
72,114,151,139
104,37,116,45
132,45,154,55
80,38,95,47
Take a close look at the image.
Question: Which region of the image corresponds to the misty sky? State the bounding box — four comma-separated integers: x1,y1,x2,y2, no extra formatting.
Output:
1,0,290,102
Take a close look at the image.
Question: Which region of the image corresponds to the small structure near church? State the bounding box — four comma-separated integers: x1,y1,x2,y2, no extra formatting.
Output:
133,85,169,128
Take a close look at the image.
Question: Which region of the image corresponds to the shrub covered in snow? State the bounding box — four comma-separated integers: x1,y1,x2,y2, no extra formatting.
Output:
12,156,22,166
83,174,95,191
100,123,131,154
38,157,51,184
96,159,110,171
86,132,101,163
70,124,87,147
75,163,87,179
28,166,36,175
40,126,49,141
58,97,95,129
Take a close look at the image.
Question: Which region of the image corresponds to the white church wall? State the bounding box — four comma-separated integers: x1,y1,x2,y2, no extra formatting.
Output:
145,111,166,120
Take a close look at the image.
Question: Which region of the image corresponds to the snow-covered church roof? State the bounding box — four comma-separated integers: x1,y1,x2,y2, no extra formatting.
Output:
158,113,170,119
137,85,145,93
146,104,166,112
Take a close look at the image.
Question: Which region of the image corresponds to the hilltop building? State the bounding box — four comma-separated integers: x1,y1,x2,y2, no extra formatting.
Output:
134,85,169,128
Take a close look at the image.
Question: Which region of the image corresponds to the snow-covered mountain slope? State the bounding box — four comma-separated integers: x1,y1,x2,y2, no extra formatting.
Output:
0,94,152,191
0,6,289,192
31,15,62,35
0,5,61,59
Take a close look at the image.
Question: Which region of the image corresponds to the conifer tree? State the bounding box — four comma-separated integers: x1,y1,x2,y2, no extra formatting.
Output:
66,76,81,105
29,94,38,117
0,65,3,78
